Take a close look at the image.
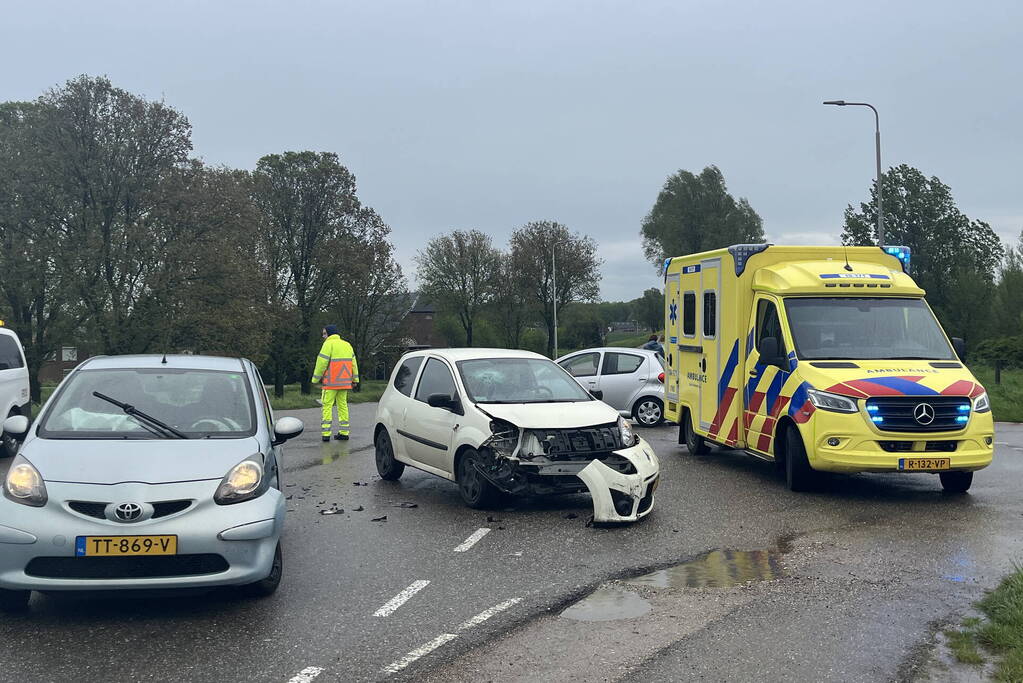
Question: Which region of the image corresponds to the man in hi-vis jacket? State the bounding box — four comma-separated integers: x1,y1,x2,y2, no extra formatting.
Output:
311,325,359,442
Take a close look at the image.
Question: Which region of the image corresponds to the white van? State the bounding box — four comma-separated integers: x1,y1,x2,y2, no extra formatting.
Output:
0,325,30,457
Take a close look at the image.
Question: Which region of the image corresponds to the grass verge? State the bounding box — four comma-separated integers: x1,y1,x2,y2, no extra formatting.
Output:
267,381,386,411
969,365,1023,423
945,566,1023,681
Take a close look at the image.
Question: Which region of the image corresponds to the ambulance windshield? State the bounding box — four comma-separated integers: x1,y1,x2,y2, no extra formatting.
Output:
784,298,956,361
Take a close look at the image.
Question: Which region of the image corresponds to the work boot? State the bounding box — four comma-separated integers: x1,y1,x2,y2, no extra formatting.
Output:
334,433,350,441
321,436,330,442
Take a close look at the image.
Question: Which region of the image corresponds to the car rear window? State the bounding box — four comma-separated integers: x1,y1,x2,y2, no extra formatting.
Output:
0,334,24,370
393,356,424,397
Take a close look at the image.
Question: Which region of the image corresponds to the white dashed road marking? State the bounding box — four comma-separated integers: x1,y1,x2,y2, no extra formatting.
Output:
373,580,431,617
382,633,459,675
453,527,491,552
286,666,324,683
457,597,522,630
381,598,523,676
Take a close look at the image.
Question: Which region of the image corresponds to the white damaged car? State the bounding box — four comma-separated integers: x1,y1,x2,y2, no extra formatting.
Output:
373,349,659,522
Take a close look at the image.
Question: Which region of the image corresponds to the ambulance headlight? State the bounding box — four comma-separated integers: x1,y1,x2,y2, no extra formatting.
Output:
974,392,991,413
806,388,858,414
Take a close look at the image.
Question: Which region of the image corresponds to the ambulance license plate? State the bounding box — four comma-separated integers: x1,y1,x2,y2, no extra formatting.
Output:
75,535,177,557
898,458,951,471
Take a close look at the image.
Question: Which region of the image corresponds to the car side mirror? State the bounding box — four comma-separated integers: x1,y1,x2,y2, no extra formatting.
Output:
2,415,30,443
427,393,463,414
272,416,304,446
758,336,786,368
590,389,604,400
952,337,966,362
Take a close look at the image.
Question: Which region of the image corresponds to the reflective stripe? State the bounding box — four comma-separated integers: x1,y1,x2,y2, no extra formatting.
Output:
318,353,331,360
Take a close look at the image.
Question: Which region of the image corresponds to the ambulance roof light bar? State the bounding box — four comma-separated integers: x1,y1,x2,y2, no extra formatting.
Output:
882,245,911,272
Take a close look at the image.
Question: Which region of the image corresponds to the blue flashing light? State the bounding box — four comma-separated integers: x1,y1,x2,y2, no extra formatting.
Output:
957,404,970,412
956,415,969,423
867,404,880,412
871,416,884,424
883,245,912,270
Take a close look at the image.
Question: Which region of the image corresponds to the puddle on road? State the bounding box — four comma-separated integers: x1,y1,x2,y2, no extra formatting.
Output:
625,549,784,589
560,588,651,621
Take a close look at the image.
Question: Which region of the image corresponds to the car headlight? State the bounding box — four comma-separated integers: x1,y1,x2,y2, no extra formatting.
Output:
214,458,267,505
486,420,519,458
974,392,991,413
3,455,47,507
806,388,858,413
618,416,638,447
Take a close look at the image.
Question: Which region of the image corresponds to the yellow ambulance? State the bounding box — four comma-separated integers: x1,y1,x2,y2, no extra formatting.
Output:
662,244,994,492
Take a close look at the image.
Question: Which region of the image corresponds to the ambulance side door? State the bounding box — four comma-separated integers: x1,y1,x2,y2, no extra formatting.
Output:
698,258,722,431
743,295,794,456
665,272,681,411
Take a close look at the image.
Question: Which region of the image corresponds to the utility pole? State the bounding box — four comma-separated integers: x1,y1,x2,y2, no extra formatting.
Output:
823,100,885,246
552,244,558,358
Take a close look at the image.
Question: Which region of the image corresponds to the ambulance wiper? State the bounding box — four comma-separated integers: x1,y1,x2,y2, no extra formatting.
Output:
875,356,942,360
92,391,188,439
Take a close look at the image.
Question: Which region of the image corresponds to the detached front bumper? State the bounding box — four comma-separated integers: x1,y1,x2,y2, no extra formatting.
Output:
0,480,285,592
577,438,660,523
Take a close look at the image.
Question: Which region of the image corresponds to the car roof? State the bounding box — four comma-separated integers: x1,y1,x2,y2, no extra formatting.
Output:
0,327,20,341
404,347,551,362
77,354,249,372
559,347,661,357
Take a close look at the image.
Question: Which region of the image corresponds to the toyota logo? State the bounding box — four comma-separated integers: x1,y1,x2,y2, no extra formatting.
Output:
114,503,143,522
913,403,935,425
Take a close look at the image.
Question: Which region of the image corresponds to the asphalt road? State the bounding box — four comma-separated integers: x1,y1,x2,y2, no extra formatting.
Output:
0,403,1021,683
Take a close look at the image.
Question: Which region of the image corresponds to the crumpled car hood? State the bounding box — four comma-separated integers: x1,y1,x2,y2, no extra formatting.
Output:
475,401,619,428
19,436,262,485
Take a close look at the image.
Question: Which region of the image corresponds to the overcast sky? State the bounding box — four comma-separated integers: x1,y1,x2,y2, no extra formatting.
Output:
4,0,1021,301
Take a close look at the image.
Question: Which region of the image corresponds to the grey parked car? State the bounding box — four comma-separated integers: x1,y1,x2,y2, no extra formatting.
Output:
556,348,666,427
0,355,304,612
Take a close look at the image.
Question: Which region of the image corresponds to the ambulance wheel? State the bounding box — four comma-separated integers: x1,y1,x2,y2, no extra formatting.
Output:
784,424,817,492
683,410,710,455
375,429,405,481
939,471,973,494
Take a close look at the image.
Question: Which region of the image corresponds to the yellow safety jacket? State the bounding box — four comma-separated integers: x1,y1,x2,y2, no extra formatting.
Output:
312,335,359,390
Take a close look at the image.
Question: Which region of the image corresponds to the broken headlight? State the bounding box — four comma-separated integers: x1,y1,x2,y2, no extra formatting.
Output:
487,420,520,458
618,416,638,447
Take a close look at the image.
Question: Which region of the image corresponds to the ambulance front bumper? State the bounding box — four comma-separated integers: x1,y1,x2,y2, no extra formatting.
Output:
807,412,995,473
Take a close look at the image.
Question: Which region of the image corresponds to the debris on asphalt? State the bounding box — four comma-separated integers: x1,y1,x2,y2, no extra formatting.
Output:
371,515,387,522
392,502,418,508
301,487,311,492
353,481,368,486
317,500,326,505
285,495,293,500
564,513,578,520
320,506,343,516
585,516,594,528
353,505,364,512
497,526,506,530
487,515,501,523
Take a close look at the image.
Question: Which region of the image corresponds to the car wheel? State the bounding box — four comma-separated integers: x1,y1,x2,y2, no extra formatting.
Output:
457,448,500,509
633,397,664,427
240,542,283,598
940,471,973,494
683,410,710,455
785,424,817,492
375,429,404,481
0,588,30,613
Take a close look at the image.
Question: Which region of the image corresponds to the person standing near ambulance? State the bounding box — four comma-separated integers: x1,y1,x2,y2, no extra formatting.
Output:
311,325,359,442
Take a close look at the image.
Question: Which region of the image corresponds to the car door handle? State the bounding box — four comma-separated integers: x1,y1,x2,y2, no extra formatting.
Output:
749,369,758,378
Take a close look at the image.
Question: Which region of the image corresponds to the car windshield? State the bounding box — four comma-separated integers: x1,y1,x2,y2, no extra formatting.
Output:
457,358,593,404
39,368,256,439
784,297,956,361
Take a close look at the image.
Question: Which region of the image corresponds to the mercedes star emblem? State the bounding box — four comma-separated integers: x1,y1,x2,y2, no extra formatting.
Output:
913,403,936,425
114,502,143,522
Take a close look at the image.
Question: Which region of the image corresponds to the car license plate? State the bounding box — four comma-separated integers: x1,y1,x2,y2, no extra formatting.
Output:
75,535,177,557
898,458,951,471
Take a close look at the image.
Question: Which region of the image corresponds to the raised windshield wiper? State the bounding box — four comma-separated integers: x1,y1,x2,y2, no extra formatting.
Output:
92,391,188,439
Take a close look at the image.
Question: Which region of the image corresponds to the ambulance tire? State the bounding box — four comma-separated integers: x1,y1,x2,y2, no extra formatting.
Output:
939,471,973,494
683,410,710,455
784,424,818,492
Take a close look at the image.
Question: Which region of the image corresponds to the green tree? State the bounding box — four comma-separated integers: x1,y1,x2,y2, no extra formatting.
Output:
488,254,534,349
252,151,361,395
993,232,1023,337
415,230,502,346
509,221,602,358
39,76,194,355
842,164,1003,342
634,288,663,332
641,165,764,269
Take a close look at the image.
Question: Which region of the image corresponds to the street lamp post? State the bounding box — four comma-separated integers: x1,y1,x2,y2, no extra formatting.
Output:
552,245,558,358
823,100,885,247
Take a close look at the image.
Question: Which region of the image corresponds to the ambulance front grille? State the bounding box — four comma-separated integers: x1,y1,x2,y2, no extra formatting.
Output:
866,396,971,433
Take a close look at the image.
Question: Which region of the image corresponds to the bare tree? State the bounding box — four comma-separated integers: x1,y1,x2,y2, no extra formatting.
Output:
415,229,502,346
510,221,602,357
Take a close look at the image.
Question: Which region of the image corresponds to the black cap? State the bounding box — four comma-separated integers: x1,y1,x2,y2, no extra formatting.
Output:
325,324,339,336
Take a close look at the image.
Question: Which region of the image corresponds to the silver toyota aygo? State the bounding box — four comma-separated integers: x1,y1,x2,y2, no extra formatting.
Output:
0,355,304,612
